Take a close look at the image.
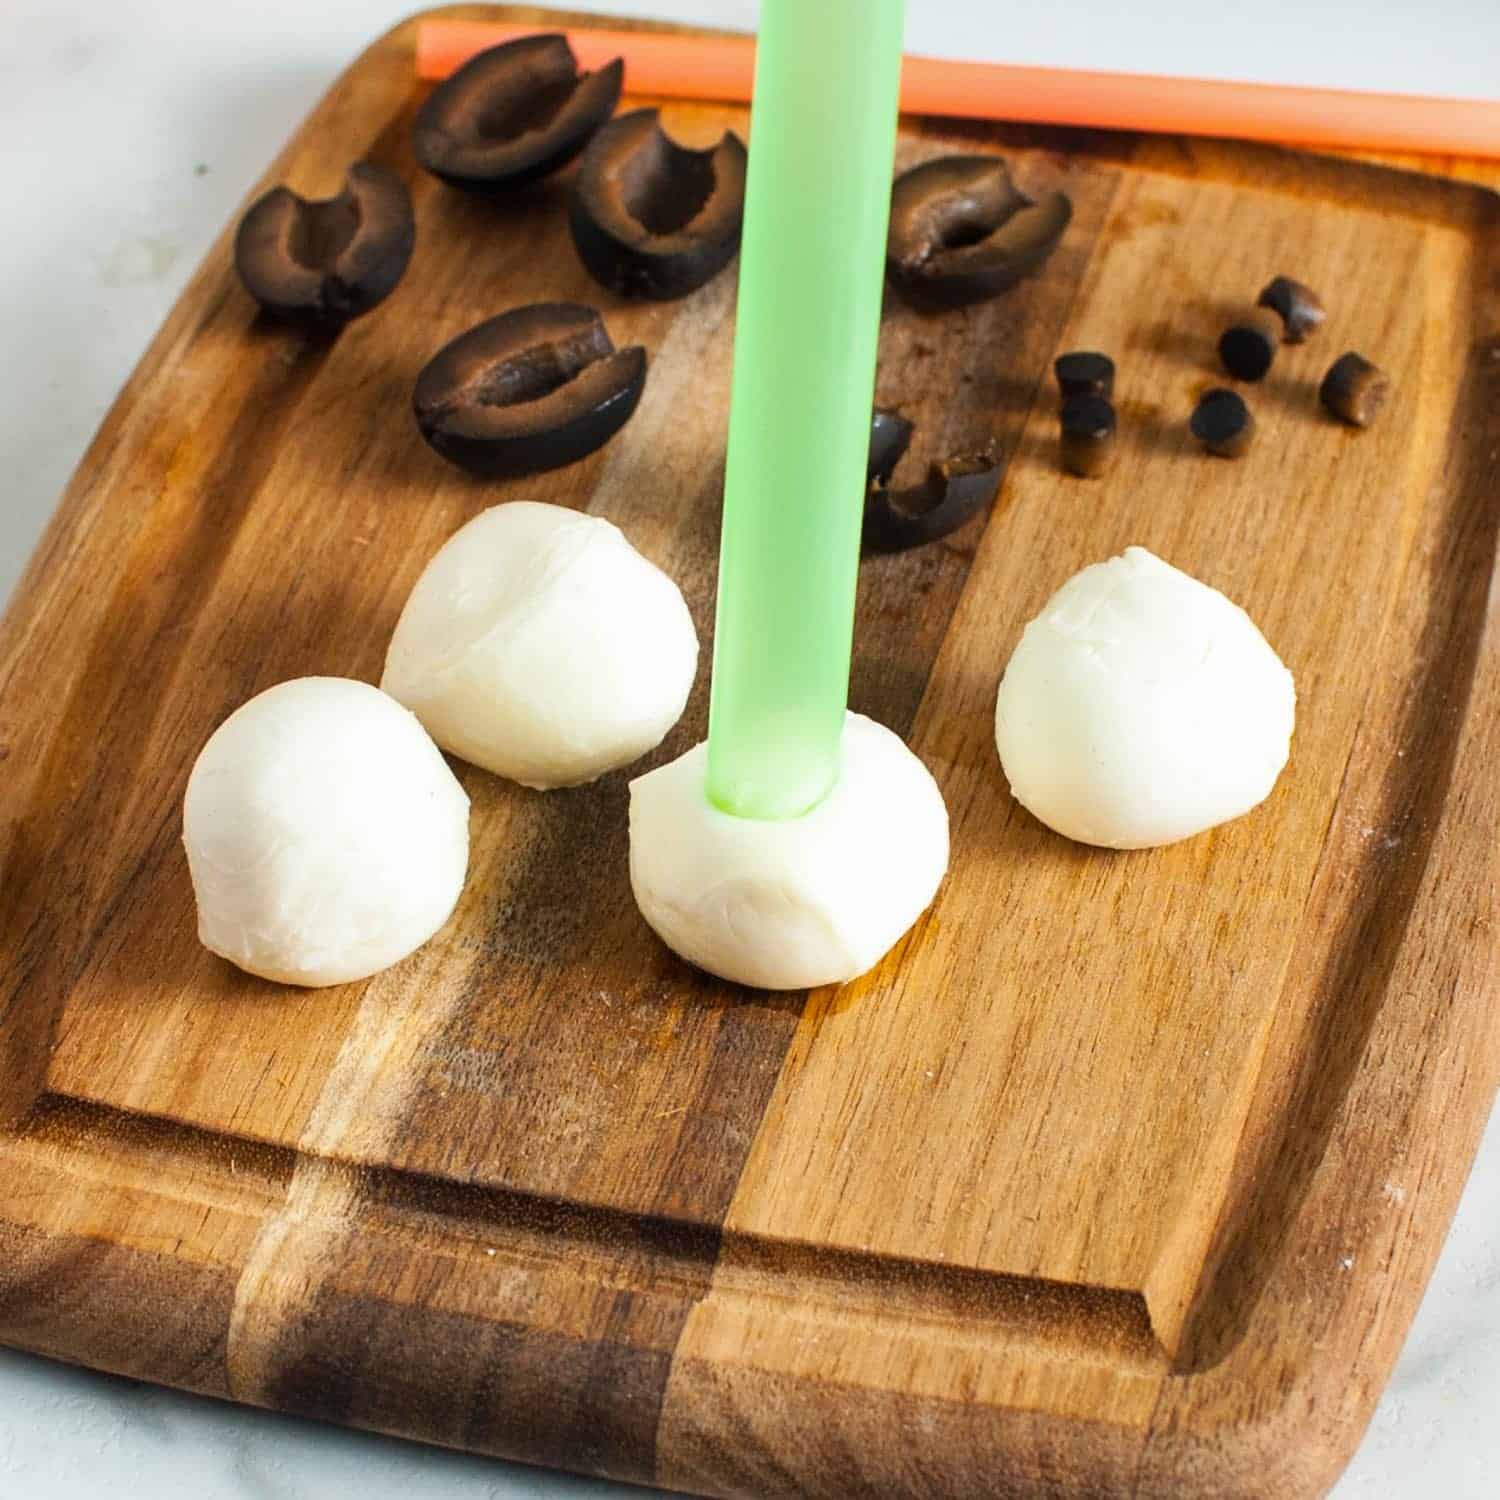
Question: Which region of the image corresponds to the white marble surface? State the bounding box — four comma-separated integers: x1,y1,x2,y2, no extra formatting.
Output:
2,1,1497,1495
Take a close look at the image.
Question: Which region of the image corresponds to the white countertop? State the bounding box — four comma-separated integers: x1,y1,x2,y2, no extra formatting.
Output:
2,2,1497,1495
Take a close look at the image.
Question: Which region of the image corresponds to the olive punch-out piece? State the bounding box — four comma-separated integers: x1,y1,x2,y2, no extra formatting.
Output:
414,303,647,478
234,162,415,329
868,408,916,486
1218,308,1282,382
1320,352,1389,428
1054,351,1115,402
887,155,1073,309
1191,388,1256,457
863,446,1003,553
413,34,623,192
1257,275,1326,344
569,109,748,300
1059,395,1116,477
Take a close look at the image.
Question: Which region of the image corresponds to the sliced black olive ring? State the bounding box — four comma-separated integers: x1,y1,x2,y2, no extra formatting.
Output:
868,408,915,486
863,446,1003,553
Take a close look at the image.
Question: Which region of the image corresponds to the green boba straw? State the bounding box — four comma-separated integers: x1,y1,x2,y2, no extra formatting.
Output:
705,0,907,821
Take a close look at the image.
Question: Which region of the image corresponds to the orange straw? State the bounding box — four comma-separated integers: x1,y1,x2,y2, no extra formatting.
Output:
416,19,1500,160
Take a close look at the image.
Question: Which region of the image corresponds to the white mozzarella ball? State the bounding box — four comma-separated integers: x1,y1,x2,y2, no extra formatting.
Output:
184,677,469,987
629,712,949,991
382,502,698,789
994,546,1295,849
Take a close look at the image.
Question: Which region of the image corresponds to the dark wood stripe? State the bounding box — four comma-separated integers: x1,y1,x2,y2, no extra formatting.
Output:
0,1225,236,1395
264,1269,698,1483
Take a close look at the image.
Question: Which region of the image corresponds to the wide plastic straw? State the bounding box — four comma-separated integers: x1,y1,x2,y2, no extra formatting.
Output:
416,19,1500,160
700,0,904,821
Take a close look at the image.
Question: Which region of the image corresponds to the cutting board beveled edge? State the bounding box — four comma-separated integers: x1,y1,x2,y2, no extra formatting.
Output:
1,6,1499,1498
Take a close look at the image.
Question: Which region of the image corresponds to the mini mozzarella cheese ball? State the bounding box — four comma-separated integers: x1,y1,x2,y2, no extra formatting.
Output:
629,712,949,991
994,547,1295,849
381,502,699,790
183,677,469,987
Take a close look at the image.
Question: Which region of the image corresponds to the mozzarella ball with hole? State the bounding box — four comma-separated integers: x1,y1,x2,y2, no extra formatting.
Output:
629,712,949,990
183,677,470,987
381,502,698,788
994,547,1295,849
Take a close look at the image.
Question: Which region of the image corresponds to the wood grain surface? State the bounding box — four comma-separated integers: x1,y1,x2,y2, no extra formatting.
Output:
2,6,1499,1497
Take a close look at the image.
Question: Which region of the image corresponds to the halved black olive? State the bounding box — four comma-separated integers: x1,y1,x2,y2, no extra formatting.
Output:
868,408,915,486
863,447,1003,553
569,109,748,300
413,34,623,192
413,303,646,477
887,156,1072,308
234,162,414,328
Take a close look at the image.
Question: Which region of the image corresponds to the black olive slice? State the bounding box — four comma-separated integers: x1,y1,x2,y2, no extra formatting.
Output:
1257,276,1326,344
569,108,748,300
887,155,1072,308
1191,388,1256,457
1059,395,1117,477
234,162,415,328
868,408,915,486
863,446,1003,554
1054,350,1115,402
1218,309,1282,382
414,303,647,477
413,34,623,192
1320,351,1389,428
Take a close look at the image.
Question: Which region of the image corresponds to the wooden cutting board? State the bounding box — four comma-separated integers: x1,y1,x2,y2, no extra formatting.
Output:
3,6,1499,1496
